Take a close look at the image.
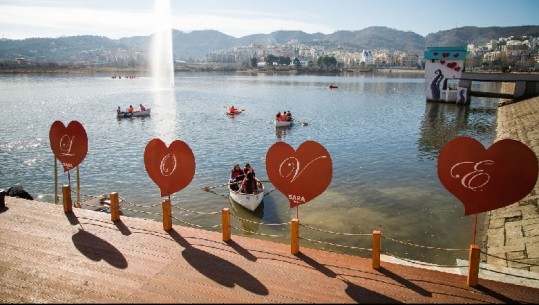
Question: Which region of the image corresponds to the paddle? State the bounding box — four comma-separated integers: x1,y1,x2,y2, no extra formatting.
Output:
293,118,308,126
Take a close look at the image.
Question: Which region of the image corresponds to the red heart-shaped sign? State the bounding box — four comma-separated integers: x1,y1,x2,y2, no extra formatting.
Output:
438,136,538,215
49,120,88,172
442,52,449,57
440,60,446,64
266,141,332,208
144,139,196,197
447,62,457,68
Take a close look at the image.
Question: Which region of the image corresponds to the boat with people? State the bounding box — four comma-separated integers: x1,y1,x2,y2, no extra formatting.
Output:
117,106,151,118
274,110,294,127
228,178,265,212
329,84,338,89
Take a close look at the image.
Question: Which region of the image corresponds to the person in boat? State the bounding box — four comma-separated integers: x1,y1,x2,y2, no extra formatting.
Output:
140,104,146,111
286,110,292,121
240,169,258,194
117,106,121,113
243,163,255,177
229,164,244,191
128,105,134,113
229,105,237,114
276,112,282,121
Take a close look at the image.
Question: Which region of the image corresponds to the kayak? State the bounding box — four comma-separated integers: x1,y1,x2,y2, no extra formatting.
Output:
226,109,243,116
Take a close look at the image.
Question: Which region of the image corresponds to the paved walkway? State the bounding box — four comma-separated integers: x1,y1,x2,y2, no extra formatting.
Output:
480,96,539,273
1,197,539,303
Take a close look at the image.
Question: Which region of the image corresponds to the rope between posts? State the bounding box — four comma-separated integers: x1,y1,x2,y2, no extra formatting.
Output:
381,251,470,268
382,236,468,251
300,223,372,236
171,215,221,229
299,236,371,251
230,225,286,238
231,213,290,226
171,203,221,215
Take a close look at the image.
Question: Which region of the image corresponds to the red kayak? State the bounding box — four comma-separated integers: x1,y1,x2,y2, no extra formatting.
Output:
226,110,243,116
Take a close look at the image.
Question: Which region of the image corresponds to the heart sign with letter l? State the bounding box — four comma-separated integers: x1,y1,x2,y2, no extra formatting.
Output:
266,141,332,208
144,139,196,197
438,136,538,215
49,120,88,172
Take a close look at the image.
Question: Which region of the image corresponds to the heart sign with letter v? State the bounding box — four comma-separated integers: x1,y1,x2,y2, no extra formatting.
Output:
437,136,538,215
266,140,332,208
144,139,196,197
49,120,88,172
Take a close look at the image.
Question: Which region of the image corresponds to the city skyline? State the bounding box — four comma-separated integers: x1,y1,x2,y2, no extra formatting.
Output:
1,0,538,40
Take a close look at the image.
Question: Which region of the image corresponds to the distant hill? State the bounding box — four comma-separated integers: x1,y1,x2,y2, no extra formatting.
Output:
1,25,538,62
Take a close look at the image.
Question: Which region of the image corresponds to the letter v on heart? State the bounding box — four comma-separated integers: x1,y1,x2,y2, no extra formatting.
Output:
266,140,333,208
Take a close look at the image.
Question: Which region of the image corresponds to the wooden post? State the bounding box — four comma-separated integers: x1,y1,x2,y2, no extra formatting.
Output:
76,166,81,208
372,230,381,269
162,199,172,231
222,208,231,241
291,218,299,254
62,184,72,213
54,157,58,204
467,244,480,287
110,192,120,222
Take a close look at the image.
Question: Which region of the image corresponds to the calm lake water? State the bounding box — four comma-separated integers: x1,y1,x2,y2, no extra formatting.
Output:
0,71,499,265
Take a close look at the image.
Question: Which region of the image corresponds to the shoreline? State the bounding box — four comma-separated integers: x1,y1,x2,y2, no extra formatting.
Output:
0,67,425,75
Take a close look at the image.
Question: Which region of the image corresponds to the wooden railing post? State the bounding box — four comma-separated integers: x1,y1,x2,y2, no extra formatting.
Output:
291,218,299,254
109,192,120,221
62,185,72,213
222,208,231,241
467,244,480,287
162,199,172,231
372,230,381,269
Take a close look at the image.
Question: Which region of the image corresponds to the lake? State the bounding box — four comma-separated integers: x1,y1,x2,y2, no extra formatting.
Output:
0,71,499,265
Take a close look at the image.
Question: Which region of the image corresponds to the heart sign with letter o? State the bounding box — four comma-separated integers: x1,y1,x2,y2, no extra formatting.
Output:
266,141,332,208
144,139,196,197
49,120,88,172
438,136,538,215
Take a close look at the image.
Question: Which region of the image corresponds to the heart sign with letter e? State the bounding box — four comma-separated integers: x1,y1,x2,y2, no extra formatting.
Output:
144,139,196,197
49,120,88,172
437,136,538,215
266,140,332,208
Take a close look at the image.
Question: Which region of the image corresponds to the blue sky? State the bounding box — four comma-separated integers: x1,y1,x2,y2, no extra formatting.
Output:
1,0,538,40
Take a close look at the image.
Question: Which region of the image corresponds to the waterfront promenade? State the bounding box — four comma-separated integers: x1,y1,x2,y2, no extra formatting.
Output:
2,95,539,303
1,196,539,303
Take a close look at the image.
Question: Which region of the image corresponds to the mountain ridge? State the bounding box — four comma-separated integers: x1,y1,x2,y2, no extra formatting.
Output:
1,25,538,62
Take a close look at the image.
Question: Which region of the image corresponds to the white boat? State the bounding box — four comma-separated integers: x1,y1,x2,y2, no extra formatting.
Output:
228,178,265,212
274,119,293,127
117,108,151,118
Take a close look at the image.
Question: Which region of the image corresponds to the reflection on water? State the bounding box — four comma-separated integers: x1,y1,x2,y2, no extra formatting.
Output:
229,197,264,235
275,125,292,140
418,100,497,160
152,89,177,144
